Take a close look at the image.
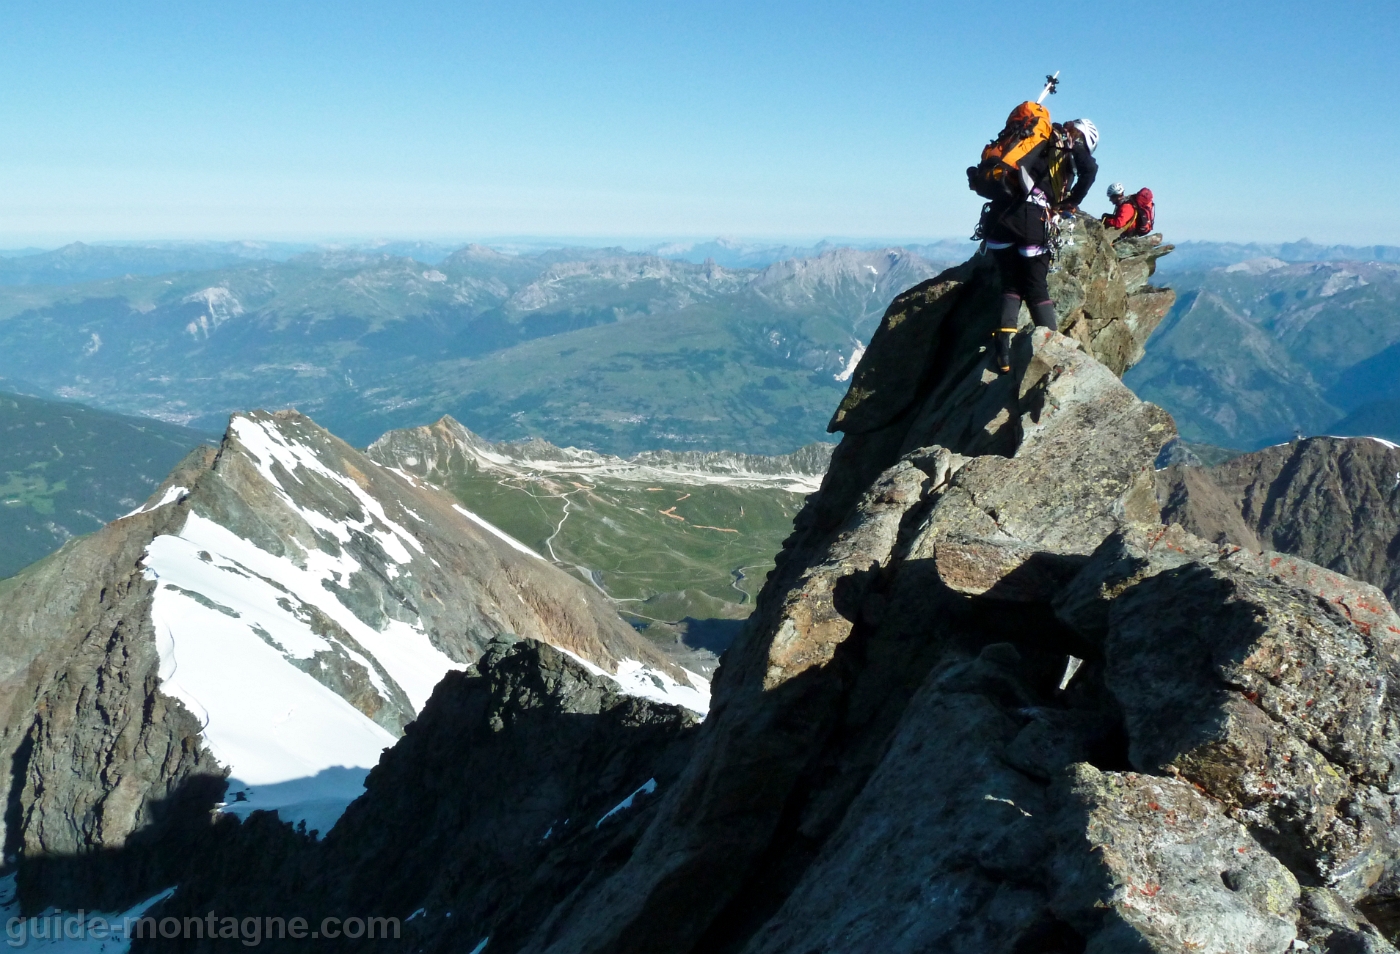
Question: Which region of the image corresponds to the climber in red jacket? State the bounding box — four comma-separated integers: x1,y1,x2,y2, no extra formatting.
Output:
1102,183,1155,235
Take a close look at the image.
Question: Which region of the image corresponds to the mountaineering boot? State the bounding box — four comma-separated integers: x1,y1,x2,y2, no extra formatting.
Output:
993,294,1021,374
1030,300,1059,332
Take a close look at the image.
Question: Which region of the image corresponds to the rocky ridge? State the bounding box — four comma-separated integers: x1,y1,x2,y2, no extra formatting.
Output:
494,218,1400,953
0,409,699,910
12,217,1400,953
381,217,1400,952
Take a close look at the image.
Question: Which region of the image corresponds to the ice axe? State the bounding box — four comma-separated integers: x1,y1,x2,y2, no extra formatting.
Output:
1037,71,1060,105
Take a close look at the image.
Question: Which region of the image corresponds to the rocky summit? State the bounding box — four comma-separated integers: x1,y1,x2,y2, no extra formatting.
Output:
6,217,1400,954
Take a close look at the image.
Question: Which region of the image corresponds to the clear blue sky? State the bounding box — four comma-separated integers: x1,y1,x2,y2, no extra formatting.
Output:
0,0,1394,245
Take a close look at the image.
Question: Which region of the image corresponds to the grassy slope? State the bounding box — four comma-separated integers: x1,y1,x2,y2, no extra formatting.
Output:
0,392,215,578
436,468,806,626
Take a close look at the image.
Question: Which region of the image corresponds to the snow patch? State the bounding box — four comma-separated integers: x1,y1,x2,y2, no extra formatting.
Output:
556,647,710,716
1320,270,1367,297
143,510,466,829
1321,436,1400,451
231,416,423,563
834,341,866,382
422,270,447,282
596,778,658,828
1224,257,1288,274
123,485,187,518
452,504,546,560
220,767,373,838
182,286,244,339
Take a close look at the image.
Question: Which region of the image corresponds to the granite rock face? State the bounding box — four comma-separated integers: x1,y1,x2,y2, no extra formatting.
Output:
828,216,1173,437
499,223,1400,954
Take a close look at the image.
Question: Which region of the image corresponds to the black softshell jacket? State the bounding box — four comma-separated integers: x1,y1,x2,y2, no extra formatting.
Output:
985,136,1098,246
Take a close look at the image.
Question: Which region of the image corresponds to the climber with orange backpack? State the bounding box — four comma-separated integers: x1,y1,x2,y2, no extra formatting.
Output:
968,73,1098,373
1102,183,1156,236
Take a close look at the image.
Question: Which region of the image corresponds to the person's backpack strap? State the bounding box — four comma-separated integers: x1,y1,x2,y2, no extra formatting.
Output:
1044,124,1077,205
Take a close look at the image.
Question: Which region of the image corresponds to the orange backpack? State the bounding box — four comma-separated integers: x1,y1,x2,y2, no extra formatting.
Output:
967,102,1052,201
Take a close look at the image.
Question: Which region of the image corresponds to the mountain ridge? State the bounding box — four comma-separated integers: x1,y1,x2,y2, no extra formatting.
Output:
0,406,703,904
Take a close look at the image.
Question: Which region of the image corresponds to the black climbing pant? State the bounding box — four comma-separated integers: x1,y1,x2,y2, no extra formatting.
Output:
991,249,1058,372
991,246,1051,305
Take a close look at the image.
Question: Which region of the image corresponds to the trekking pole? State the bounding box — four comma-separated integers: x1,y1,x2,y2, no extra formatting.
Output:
1037,71,1060,104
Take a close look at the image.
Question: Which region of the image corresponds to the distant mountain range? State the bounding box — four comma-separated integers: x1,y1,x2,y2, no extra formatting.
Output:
0,240,469,284
1126,259,1400,448
1,235,1397,462
1,234,1394,283
0,244,948,453
0,238,970,286
644,237,979,269
1156,239,1400,273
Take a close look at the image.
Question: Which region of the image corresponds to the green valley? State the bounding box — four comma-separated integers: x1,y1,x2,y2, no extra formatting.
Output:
367,418,828,661
0,391,216,578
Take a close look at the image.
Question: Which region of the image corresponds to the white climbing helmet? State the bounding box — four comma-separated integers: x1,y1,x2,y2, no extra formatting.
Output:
1068,118,1099,153
1107,182,1126,200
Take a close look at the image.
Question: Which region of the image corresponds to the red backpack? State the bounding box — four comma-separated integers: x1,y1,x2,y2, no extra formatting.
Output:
1129,189,1155,234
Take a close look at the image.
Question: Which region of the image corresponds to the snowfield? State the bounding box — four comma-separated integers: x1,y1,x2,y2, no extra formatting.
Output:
452,503,546,560
144,515,416,831
134,413,711,834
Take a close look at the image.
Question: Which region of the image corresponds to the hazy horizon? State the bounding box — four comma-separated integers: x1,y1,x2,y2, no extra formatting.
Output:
1,233,1397,258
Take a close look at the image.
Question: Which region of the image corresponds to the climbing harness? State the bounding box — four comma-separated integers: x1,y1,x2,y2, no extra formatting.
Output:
1046,212,1070,271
